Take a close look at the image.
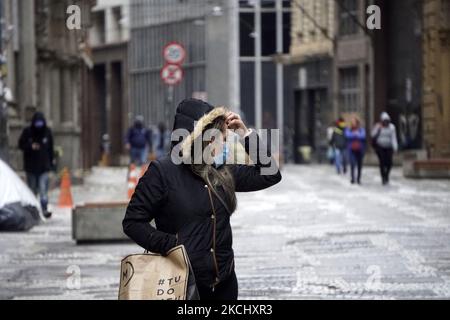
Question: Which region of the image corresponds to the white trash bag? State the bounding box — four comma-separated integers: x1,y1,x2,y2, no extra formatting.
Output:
0,159,44,231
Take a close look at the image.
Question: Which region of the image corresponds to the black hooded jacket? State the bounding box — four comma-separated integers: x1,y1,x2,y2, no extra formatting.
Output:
18,112,54,174
122,99,282,288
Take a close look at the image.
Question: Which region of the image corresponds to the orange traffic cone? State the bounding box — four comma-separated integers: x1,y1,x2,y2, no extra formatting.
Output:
58,167,74,208
127,164,138,200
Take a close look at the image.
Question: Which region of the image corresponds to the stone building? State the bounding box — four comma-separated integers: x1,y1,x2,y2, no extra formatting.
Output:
373,0,424,151
333,0,374,128
82,0,130,168
333,0,424,154
422,0,450,158
129,0,292,160
286,0,335,162
3,0,95,172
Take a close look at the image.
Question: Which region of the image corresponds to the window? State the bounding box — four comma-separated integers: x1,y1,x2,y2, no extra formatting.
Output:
339,0,359,36
339,67,360,113
239,0,291,9
111,6,123,43
442,0,450,30
239,3,291,57
240,12,255,56
283,12,291,53
239,0,256,9
261,12,277,55
91,10,106,45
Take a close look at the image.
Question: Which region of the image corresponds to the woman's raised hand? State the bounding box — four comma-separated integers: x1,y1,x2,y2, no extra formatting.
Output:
225,112,250,138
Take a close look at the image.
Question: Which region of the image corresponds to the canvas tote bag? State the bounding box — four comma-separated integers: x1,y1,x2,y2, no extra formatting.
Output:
118,245,199,300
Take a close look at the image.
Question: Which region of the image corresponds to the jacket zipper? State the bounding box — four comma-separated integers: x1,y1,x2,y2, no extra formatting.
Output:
206,184,221,292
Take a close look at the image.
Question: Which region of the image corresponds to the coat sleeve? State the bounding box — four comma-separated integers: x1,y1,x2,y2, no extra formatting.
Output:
344,128,352,140
359,128,367,141
122,161,177,255
47,129,55,168
230,130,282,192
18,128,32,152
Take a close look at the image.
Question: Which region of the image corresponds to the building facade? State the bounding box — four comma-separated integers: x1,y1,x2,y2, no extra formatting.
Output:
286,0,425,163
287,0,335,163
374,0,424,151
129,0,292,160
128,0,238,130
422,0,450,158
3,0,95,172
82,0,130,168
333,0,373,129
239,0,292,163
333,0,424,154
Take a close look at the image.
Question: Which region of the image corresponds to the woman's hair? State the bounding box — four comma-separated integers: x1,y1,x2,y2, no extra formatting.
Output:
190,115,237,215
351,116,361,128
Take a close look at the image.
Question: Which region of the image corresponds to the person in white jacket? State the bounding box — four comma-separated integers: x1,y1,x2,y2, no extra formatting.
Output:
372,112,398,185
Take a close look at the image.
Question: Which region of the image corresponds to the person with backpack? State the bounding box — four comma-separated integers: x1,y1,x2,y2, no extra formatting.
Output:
125,115,152,166
331,118,348,175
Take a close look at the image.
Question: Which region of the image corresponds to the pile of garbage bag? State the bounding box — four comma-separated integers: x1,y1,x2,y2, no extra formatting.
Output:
0,159,43,231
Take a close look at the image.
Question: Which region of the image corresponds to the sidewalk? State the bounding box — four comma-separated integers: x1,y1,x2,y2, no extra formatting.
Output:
0,164,449,299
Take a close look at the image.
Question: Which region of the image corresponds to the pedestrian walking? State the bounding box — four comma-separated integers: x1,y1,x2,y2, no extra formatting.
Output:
345,117,366,185
122,99,282,300
125,115,151,166
331,118,348,175
372,112,398,185
18,112,54,218
151,122,171,160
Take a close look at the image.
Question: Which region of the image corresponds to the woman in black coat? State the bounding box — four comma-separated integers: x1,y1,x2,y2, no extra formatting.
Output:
123,99,282,300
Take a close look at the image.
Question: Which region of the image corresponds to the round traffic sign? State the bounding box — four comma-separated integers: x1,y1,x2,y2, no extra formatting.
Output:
163,42,186,65
160,64,184,86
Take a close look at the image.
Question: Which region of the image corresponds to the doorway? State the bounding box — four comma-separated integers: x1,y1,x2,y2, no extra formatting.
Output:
294,88,328,163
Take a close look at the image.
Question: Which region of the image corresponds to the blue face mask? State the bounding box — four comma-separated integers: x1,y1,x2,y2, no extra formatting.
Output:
213,144,229,169
34,120,45,128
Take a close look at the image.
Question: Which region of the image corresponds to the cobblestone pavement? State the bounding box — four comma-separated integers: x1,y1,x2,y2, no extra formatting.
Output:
1,165,449,300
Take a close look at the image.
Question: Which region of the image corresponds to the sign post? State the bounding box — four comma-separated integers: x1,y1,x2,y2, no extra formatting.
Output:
161,42,186,127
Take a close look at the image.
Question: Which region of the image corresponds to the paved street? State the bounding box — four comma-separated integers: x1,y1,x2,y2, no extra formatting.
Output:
1,165,450,300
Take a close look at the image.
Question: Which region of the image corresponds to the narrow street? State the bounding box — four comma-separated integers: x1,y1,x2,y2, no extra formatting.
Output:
0,165,449,299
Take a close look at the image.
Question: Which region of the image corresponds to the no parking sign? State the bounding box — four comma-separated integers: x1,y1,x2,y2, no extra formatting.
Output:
161,42,185,86
160,64,184,86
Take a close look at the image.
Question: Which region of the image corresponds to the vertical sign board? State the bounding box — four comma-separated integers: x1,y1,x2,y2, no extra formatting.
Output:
160,42,186,85
161,42,186,125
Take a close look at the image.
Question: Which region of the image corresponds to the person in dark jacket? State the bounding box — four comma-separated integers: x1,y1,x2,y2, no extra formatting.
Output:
18,112,54,218
345,116,366,185
125,115,152,166
331,118,348,175
123,99,282,300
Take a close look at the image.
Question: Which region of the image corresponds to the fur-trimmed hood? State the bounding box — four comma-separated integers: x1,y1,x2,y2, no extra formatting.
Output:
171,99,249,165
180,106,228,161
